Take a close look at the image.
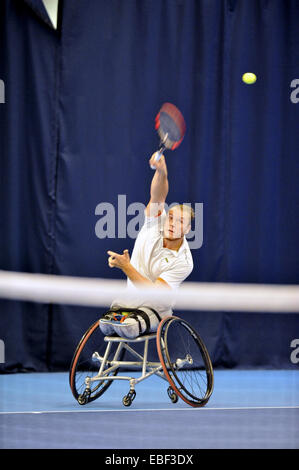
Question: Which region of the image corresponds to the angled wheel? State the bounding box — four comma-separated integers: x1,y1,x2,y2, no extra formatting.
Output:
69,321,125,404
156,316,214,407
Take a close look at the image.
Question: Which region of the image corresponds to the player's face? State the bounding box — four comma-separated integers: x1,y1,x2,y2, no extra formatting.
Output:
163,207,191,240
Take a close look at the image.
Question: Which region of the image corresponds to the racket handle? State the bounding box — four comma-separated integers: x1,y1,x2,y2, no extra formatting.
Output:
150,149,163,170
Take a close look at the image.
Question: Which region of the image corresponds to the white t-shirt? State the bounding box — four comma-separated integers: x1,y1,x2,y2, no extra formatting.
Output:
110,209,193,317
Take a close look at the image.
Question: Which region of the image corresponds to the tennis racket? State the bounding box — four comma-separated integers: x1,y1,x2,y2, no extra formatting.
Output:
151,102,186,169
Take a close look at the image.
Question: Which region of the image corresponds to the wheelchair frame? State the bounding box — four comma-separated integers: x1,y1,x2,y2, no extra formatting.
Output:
85,333,170,406
70,316,214,408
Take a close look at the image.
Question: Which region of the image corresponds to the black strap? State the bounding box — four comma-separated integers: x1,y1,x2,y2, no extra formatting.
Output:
103,306,161,335
143,307,162,323
133,309,151,335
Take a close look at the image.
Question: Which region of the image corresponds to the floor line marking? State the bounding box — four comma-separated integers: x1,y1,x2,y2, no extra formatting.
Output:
0,405,299,415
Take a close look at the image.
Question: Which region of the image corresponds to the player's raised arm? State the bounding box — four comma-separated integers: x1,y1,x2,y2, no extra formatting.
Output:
145,152,169,218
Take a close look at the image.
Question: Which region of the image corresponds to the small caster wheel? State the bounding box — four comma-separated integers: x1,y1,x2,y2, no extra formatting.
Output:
78,389,91,405
167,386,178,404
78,394,88,405
122,396,132,407
122,390,136,407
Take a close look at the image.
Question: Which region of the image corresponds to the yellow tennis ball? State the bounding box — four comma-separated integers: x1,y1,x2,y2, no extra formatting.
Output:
242,73,257,84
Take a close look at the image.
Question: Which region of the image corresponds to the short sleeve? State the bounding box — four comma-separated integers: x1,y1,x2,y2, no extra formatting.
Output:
158,263,193,290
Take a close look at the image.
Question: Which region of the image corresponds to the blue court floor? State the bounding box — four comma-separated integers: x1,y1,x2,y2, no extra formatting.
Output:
0,369,298,449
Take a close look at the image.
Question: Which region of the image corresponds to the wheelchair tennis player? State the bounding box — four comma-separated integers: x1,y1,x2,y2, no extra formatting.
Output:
99,152,194,339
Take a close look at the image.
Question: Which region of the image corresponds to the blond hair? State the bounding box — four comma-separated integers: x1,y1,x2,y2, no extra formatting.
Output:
171,204,195,221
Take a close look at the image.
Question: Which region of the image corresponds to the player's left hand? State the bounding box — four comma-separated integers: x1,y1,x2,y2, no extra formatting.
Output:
107,249,130,269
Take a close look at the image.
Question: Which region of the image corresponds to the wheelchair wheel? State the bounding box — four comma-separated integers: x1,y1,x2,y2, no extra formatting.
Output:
156,316,214,407
69,321,125,404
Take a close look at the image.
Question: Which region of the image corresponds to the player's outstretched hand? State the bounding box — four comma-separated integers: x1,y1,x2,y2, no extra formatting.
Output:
107,249,130,269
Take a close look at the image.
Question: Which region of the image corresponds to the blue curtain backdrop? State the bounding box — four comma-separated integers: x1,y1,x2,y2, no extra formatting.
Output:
0,0,298,372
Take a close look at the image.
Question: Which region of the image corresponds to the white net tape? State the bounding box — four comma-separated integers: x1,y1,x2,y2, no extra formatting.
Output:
0,270,298,312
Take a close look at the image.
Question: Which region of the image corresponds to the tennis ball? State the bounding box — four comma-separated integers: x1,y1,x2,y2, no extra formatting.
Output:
242,72,257,84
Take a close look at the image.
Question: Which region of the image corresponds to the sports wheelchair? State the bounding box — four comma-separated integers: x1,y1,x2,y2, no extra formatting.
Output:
69,315,214,408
